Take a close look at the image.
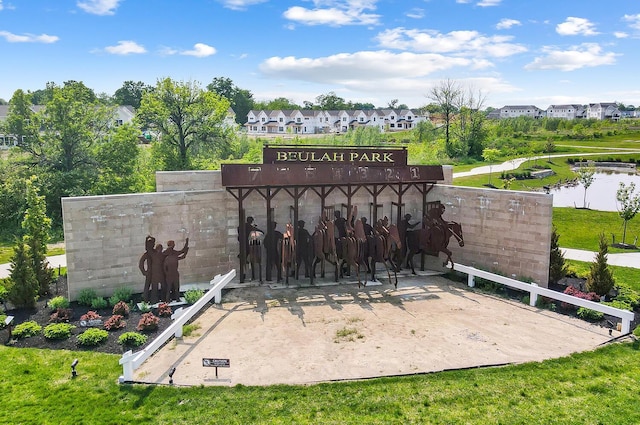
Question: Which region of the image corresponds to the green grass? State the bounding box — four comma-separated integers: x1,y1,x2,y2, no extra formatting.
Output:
553,208,640,253
0,243,66,264
566,259,640,293
2,344,639,424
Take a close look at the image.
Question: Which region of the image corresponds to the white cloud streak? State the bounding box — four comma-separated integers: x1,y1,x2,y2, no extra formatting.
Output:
556,17,598,36
0,31,59,43
524,43,617,71
218,0,267,11
622,14,640,31
77,0,122,16
180,43,217,57
376,28,527,58
104,40,146,55
496,19,521,30
283,0,380,26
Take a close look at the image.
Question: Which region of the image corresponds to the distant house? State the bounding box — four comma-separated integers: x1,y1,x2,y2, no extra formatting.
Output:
546,104,586,120
244,108,428,135
497,105,545,119
587,103,621,121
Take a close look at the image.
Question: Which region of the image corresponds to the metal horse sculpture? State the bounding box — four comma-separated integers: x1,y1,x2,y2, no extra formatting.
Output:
247,229,264,282
337,206,364,287
405,218,464,274
311,216,339,283
281,222,296,285
369,217,401,288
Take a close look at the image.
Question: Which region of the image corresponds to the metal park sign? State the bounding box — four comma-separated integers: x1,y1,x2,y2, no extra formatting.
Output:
263,146,407,167
222,146,444,187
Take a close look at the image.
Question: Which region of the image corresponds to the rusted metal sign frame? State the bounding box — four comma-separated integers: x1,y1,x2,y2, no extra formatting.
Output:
263,146,408,167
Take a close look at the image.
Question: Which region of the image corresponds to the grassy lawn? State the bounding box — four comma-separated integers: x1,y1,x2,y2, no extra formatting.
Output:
0,242,65,264
553,208,640,253
566,259,640,293
1,343,639,424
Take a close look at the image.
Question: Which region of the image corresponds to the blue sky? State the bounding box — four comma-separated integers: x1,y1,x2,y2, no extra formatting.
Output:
1,0,639,109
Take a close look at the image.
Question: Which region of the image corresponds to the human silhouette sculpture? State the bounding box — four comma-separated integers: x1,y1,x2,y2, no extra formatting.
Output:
163,238,189,302
148,243,166,304
264,221,283,282
296,220,312,278
333,210,347,239
361,217,374,237
139,235,156,303
399,213,419,260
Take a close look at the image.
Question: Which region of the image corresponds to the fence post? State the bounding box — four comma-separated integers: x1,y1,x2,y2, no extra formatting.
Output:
529,283,538,307
467,273,475,288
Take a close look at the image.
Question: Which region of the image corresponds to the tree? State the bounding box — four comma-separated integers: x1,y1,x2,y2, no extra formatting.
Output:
207,77,255,124
113,80,153,108
482,148,500,187
616,182,640,245
315,92,349,110
549,226,567,284
8,239,39,309
137,78,231,170
575,161,596,208
91,124,142,195
22,176,54,297
586,233,615,296
5,89,39,149
254,97,300,111
427,79,461,157
453,87,487,158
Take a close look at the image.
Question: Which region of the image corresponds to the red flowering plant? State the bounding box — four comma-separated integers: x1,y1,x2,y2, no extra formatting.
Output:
157,302,172,318
137,312,160,332
562,286,601,310
80,311,102,321
112,301,130,317
104,314,126,331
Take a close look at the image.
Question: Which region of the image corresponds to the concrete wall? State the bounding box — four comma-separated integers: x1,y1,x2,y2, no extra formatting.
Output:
62,168,551,300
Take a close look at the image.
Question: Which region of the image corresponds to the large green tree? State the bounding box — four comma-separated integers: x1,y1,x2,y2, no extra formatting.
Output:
428,79,461,157
137,78,231,170
113,80,153,109
207,77,254,124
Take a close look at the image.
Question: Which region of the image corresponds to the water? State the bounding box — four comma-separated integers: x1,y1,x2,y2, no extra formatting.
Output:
550,169,640,211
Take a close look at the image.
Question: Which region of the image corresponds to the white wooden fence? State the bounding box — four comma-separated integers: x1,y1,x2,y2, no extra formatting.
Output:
453,263,635,334
119,269,236,383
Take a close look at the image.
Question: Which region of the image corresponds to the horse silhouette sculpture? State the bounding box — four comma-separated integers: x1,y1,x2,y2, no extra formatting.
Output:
311,216,339,283
405,218,464,274
281,222,296,285
337,206,365,287
247,229,264,282
369,217,401,288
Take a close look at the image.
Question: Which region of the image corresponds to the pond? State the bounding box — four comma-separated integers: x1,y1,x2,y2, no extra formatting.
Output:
550,169,640,211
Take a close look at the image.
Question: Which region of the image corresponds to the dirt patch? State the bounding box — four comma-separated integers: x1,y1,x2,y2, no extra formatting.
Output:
132,274,614,387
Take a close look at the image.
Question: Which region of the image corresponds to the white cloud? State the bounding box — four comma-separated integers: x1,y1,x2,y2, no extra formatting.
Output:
622,14,640,31
556,17,598,36
376,28,527,58
478,0,501,6
259,50,491,85
496,19,521,30
180,43,217,57
218,0,267,11
406,8,424,19
0,31,58,43
0,1,3,11
283,0,380,26
524,43,618,71
104,40,146,55
614,32,628,39
77,0,121,16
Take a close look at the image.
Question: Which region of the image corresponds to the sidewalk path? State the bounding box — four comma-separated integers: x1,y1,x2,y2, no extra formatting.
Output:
452,150,640,179
562,248,640,269
0,254,66,279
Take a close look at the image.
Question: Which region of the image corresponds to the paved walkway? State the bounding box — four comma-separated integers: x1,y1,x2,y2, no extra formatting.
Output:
0,254,66,279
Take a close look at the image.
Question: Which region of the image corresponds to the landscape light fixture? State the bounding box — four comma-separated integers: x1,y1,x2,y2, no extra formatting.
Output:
168,367,176,385
609,329,613,336
71,359,79,378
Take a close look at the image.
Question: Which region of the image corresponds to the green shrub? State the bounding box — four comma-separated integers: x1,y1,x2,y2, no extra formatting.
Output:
603,300,633,312
12,321,42,339
43,323,75,340
0,314,7,329
109,287,134,306
633,325,640,338
576,307,604,321
615,286,640,310
0,278,10,304
77,328,109,346
184,288,205,304
91,297,108,310
48,296,70,310
77,288,98,307
138,302,151,313
118,332,148,347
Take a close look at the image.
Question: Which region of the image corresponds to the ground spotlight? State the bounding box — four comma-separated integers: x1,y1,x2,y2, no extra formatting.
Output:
71,359,79,378
168,367,176,385
609,329,613,336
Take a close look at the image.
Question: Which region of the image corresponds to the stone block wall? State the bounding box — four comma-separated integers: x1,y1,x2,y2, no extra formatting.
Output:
62,169,552,300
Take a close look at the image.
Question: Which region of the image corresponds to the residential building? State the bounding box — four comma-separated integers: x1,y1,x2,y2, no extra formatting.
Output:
497,105,545,119
244,108,428,135
546,104,586,120
587,103,621,121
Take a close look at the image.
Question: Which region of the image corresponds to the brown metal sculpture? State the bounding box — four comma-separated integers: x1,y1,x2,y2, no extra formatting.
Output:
248,229,264,283
405,206,464,273
264,221,283,282
369,217,401,288
163,238,189,302
139,235,156,303
311,216,339,283
295,220,313,279
281,222,296,285
338,206,364,287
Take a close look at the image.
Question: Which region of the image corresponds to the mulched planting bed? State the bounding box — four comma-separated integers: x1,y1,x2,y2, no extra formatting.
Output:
1,277,173,355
